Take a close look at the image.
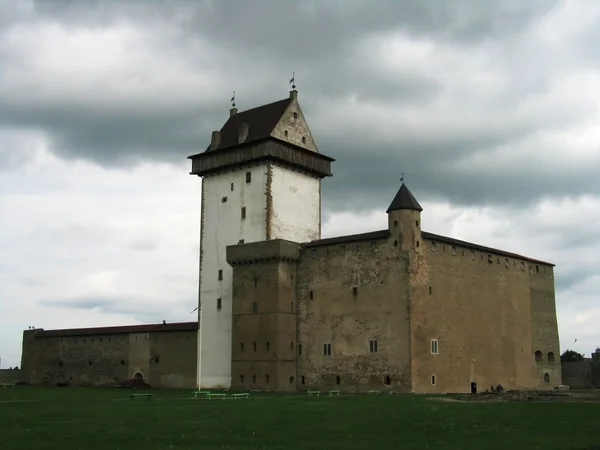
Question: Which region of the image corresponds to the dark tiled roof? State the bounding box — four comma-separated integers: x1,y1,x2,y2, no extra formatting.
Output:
386,183,423,213
206,98,292,151
303,230,389,248
303,229,553,265
33,321,198,338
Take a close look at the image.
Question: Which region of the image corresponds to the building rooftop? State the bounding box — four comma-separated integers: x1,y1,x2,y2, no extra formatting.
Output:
32,321,198,338
204,97,292,152
304,229,553,266
386,183,423,213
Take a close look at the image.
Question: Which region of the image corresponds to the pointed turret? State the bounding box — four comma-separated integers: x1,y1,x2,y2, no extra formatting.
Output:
386,183,423,213
387,181,423,251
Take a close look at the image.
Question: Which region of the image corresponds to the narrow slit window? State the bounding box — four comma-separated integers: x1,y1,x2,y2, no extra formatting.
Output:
216,298,222,310
245,172,251,183
241,207,246,219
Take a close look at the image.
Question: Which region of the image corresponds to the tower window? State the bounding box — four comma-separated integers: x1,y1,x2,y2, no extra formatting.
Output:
230,182,234,191
416,220,419,227
266,341,270,352
253,342,257,352
352,287,358,296
335,375,340,385
240,343,244,353
265,374,270,383
298,343,302,356
393,240,398,247
309,290,314,299
430,339,439,354
429,286,432,295
301,376,305,384
241,207,246,219
238,239,244,244
221,197,228,203
416,241,420,247
245,171,251,183
218,270,223,280
252,302,257,313
293,112,298,119
369,339,379,353
431,374,436,386
240,375,244,383
393,220,398,227
253,375,256,383
254,277,258,287
451,246,456,255
284,130,288,137
217,298,222,311
302,136,306,144
323,343,332,356
432,241,437,251
548,352,555,363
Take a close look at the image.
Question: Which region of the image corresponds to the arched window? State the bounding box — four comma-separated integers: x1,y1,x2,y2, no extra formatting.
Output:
534,350,542,362
547,352,555,363
384,375,391,385
543,373,550,383
431,374,436,386
335,376,340,385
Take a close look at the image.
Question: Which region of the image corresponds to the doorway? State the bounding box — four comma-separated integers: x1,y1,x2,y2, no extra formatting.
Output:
470,381,477,394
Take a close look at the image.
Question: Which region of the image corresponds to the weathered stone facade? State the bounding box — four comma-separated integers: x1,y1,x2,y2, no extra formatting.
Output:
19,323,197,388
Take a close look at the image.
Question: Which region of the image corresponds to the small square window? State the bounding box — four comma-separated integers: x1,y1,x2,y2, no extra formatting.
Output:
217,298,222,310
369,339,379,353
221,196,228,203
323,343,332,356
245,172,251,183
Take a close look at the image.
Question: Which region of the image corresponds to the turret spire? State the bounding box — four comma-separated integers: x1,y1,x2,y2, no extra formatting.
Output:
386,181,422,213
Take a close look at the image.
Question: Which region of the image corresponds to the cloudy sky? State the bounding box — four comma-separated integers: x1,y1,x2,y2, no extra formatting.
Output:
1,0,599,368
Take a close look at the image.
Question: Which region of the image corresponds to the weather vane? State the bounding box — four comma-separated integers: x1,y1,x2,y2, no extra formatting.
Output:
289,72,296,90
230,90,236,108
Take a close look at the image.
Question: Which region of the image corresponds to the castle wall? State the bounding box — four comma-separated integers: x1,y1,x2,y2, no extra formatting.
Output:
410,238,557,394
198,164,269,389
296,234,412,392
0,369,22,383
19,327,197,388
268,164,321,242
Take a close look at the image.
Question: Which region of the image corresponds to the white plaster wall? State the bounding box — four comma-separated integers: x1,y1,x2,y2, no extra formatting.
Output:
198,164,268,388
269,166,321,243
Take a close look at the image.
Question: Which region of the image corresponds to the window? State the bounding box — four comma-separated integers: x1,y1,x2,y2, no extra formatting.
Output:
290,342,294,351
548,352,555,363
393,240,398,247
432,241,437,251
543,373,550,383
302,136,306,144
245,171,251,183
217,298,222,311
370,241,377,251
301,376,305,385
487,254,493,264
309,290,314,299
284,130,288,137
352,287,358,296
241,207,246,219
240,375,244,383
393,220,398,227
428,286,432,295
238,239,244,244
384,375,391,385
290,376,295,384
416,220,419,227
298,343,302,356
535,350,542,362
505,258,509,268
369,339,379,353
430,339,439,354
266,341,270,352
323,343,332,356
293,112,298,119
536,265,540,273
416,241,420,247
222,196,228,203
253,342,257,352
240,343,244,353
335,375,340,385
291,301,294,311
471,251,475,260
231,182,234,191
431,374,436,386
218,270,223,280
252,302,257,313
521,262,526,271
265,375,270,383
451,246,456,255
254,277,258,287
252,375,256,383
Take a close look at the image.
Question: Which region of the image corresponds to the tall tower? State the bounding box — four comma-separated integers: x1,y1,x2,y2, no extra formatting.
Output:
188,89,335,389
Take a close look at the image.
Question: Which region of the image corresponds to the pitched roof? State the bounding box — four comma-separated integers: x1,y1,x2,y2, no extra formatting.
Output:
32,321,198,338
386,183,423,213
206,98,292,151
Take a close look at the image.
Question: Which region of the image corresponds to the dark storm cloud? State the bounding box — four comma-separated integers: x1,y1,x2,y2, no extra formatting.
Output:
2,0,598,209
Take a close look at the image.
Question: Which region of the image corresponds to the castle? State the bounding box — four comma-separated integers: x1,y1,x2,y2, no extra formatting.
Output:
16,90,562,393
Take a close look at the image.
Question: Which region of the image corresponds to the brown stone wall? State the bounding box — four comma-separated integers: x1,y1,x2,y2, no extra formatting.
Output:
529,264,562,387
230,250,299,392
410,235,557,394
297,235,411,393
20,327,197,388
0,369,23,383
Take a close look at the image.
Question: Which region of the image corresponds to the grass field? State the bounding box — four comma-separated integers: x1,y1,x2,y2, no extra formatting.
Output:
1,387,600,449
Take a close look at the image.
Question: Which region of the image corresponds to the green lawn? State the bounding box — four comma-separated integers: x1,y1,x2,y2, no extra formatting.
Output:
1,387,599,449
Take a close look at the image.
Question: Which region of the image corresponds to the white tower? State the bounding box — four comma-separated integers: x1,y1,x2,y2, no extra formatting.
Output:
188,89,334,389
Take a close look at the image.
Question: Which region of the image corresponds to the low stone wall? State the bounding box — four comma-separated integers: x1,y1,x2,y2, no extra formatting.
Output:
0,369,23,383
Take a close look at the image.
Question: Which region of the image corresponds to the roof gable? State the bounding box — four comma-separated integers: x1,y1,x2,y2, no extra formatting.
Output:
206,98,292,152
